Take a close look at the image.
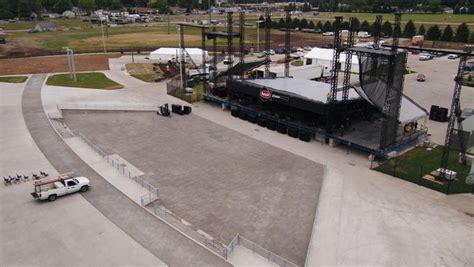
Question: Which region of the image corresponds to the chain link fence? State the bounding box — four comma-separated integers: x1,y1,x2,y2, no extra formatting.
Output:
373,146,473,194
58,103,157,112
72,130,160,204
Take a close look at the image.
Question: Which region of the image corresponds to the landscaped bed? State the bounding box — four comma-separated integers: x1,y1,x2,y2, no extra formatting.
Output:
46,72,123,89
375,146,472,194
0,76,28,83
125,63,165,82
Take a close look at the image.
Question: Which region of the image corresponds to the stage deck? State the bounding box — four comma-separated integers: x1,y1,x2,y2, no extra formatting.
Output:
241,78,360,104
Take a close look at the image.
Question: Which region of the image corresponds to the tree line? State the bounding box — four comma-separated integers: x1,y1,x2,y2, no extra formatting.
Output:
0,0,213,19
259,15,474,43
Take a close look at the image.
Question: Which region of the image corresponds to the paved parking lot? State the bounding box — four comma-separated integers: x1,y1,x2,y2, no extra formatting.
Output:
403,54,474,144
63,110,324,265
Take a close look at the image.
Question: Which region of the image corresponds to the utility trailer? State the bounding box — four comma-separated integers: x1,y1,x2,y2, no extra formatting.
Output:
31,172,90,201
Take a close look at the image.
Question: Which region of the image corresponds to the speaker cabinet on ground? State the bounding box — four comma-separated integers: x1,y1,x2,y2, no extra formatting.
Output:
238,112,248,121
276,124,287,134
231,109,240,117
287,127,298,138
438,107,448,122
183,106,192,115
247,114,257,123
257,117,267,127
171,104,183,115
266,120,277,131
429,105,439,121
298,131,311,142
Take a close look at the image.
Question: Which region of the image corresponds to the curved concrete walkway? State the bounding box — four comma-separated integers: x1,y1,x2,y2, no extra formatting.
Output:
0,77,165,266
22,74,230,267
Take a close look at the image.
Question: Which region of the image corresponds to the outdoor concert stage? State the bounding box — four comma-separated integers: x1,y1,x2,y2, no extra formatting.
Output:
204,77,428,156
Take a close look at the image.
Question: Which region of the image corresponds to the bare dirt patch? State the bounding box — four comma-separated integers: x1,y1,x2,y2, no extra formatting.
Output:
0,54,118,75
69,33,201,50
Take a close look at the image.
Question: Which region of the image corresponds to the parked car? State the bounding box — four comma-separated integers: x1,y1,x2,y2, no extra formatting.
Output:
322,32,334,36
266,49,275,55
303,46,312,51
448,54,460,59
419,53,433,61
31,173,90,201
223,55,234,65
275,48,286,54
416,74,426,82
257,52,267,58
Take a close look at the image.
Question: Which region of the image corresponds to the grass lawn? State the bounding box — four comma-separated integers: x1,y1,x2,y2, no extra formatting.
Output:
375,146,472,194
0,76,28,83
46,72,123,89
126,63,165,82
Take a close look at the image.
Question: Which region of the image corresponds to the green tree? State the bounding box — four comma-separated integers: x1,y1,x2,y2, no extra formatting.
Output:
323,21,332,32
308,20,315,29
360,20,370,32
382,20,392,37
292,18,300,29
79,0,95,14
341,21,349,30
454,23,470,42
426,25,441,41
440,25,453,41
54,0,73,13
278,18,285,29
417,24,426,36
403,20,417,38
469,32,474,43
300,18,308,29
316,21,323,30
352,17,360,31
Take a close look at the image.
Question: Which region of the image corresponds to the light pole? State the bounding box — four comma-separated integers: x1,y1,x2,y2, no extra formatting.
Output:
256,20,264,53
64,47,76,82
100,17,107,54
209,0,211,25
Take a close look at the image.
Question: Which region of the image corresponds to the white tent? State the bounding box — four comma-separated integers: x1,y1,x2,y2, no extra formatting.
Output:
150,47,208,65
304,47,360,73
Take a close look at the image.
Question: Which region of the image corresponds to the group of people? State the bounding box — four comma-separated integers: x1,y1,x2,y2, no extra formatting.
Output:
3,171,49,185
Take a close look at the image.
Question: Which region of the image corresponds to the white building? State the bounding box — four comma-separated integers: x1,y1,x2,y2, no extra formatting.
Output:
254,64,331,79
304,47,360,73
150,48,208,65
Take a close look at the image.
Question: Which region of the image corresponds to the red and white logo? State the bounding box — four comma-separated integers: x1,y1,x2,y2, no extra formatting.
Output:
260,88,272,101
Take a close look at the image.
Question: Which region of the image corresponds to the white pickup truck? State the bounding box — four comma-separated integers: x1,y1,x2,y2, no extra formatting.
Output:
31,173,90,201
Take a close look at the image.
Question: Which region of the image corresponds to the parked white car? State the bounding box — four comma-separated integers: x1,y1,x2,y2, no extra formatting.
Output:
322,32,334,36
419,53,433,61
31,174,90,201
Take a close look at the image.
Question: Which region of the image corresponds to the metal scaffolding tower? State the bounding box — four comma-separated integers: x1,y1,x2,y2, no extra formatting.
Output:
373,15,383,48
342,17,356,101
392,13,402,51
441,46,472,174
329,16,343,102
227,11,234,80
239,11,245,68
284,11,291,78
212,26,217,81
264,8,271,78
202,27,207,78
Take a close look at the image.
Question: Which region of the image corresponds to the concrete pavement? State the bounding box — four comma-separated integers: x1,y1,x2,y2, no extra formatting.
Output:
31,55,474,266
0,77,166,266
192,103,474,266
22,74,231,267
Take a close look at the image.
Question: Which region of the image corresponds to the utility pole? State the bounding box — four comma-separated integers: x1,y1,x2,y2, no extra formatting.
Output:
100,18,107,53
209,0,212,25
168,12,170,34
65,47,76,82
